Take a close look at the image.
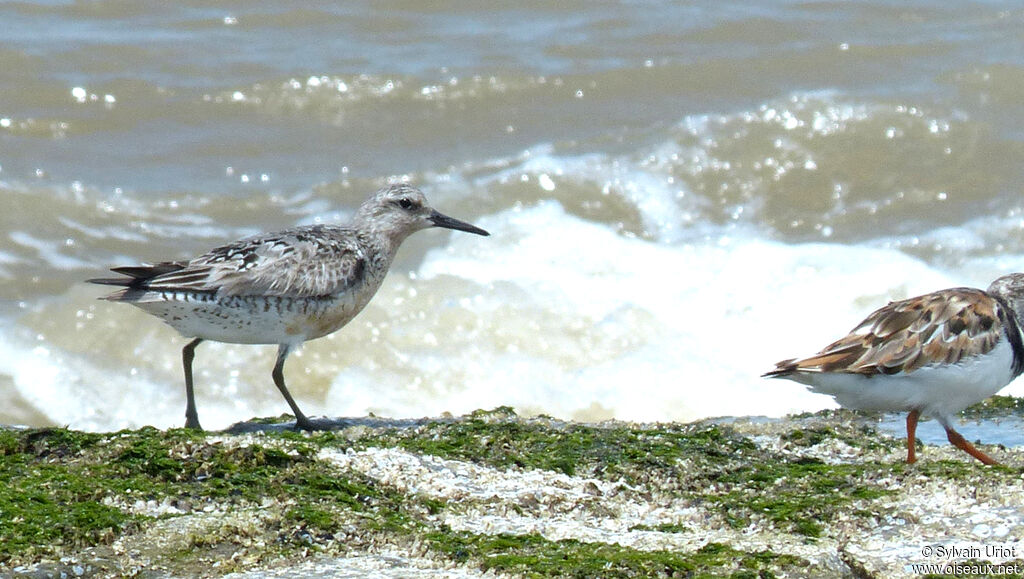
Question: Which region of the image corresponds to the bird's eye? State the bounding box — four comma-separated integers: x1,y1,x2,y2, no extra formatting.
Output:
398,198,414,210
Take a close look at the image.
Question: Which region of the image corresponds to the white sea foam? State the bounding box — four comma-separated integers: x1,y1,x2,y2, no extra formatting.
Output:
7,99,1024,430
7,198,1024,431
0,323,276,431
323,201,1024,424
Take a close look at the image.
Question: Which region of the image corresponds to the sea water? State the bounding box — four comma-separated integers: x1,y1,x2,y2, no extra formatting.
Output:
2,1,1024,434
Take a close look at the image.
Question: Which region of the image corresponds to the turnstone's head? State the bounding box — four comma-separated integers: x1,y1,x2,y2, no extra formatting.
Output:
987,273,1024,319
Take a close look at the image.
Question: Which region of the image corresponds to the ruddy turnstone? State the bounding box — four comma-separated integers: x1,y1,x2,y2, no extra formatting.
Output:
89,184,489,431
764,273,1024,465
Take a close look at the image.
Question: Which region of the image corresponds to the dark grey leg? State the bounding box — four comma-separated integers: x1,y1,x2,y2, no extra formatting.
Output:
182,338,204,430
272,344,314,430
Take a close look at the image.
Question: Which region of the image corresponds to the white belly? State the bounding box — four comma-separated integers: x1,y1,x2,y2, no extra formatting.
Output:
131,292,366,345
784,339,1016,421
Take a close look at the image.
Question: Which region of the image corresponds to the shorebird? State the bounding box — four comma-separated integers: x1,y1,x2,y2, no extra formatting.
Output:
764,273,1024,465
90,184,489,431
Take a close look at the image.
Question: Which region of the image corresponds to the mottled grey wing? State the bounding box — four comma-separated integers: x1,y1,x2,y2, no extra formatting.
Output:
141,226,367,298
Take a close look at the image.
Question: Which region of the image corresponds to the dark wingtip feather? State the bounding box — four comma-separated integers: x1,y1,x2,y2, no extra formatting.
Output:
111,263,186,279
87,277,133,287
87,262,187,290
761,359,798,378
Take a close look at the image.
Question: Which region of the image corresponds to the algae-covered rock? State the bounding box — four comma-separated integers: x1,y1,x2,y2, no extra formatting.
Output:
1,401,1023,578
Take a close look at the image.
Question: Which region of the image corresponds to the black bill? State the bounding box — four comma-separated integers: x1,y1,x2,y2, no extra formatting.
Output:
429,210,490,236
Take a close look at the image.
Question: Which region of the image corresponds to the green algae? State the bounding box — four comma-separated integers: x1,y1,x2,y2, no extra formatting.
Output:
349,409,756,483
423,528,807,578
0,426,421,568
342,409,906,538
780,423,893,452
707,458,897,538
2,400,1022,576
629,522,691,533
0,428,139,560
961,394,1024,418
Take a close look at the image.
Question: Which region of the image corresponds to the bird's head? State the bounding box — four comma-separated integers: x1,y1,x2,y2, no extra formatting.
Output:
355,184,490,242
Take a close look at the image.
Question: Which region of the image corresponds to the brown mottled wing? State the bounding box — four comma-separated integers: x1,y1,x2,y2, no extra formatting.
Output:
766,288,1003,377
130,225,367,298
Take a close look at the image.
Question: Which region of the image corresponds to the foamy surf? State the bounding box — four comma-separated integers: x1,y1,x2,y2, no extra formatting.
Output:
3,83,1024,433
323,201,1023,425
7,173,1024,431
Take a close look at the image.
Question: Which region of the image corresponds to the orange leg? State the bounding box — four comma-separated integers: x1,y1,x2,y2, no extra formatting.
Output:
905,409,920,464
944,427,999,465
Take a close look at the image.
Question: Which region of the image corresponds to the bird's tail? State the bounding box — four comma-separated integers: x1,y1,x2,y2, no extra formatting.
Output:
87,263,186,300
761,359,799,379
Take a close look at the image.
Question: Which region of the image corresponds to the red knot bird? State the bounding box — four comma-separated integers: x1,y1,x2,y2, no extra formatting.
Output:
764,273,1024,465
89,184,489,431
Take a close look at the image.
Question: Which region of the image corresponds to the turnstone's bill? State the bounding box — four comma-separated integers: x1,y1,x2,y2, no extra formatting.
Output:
90,184,489,431
764,273,1024,465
